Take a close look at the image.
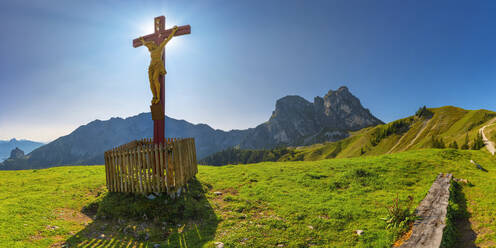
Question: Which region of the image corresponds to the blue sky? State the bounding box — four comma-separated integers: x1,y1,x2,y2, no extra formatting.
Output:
1,0,495,142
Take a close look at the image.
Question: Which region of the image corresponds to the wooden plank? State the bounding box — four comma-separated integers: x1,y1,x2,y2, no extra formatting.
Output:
172,141,179,189
139,144,148,193
122,150,128,192
178,139,183,188
153,144,159,192
137,146,144,192
147,144,153,192
128,150,134,193
138,145,144,193
190,139,194,177
110,150,116,192
120,150,125,192
165,142,172,193
133,149,139,192
193,138,198,175
125,150,131,192
143,144,150,193
116,149,122,192
159,143,165,192
188,139,193,179
186,139,191,181
106,152,112,191
129,149,135,192
399,173,453,248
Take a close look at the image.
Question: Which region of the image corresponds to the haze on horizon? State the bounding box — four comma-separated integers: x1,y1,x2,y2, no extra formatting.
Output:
1,0,495,142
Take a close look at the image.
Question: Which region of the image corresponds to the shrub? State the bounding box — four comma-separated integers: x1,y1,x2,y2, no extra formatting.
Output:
383,195,416,234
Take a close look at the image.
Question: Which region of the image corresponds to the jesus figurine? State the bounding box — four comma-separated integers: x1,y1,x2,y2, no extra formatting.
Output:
139,25,178,104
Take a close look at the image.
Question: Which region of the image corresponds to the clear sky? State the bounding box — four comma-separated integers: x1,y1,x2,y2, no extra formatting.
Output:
1,0,495,142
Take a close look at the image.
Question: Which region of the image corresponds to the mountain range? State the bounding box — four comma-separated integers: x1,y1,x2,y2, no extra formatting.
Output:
0,139,44,161
0,86,382,170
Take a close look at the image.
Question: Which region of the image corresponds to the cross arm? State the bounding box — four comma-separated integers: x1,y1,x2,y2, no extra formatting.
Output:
132,25,191,48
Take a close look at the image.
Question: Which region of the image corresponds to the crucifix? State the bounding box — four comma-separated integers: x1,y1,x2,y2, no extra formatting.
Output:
133,16,191,144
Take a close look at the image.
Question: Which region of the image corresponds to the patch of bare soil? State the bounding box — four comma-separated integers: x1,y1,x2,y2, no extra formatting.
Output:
54,208,94,224
393,223,413,247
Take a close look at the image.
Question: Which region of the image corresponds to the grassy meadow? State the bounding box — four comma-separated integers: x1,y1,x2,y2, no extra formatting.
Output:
1,149,496,247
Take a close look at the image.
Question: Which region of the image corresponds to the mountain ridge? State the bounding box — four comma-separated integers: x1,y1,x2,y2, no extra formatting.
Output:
0,86,382,170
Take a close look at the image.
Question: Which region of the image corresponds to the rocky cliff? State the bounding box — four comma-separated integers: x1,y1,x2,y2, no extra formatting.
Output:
240,86,383,148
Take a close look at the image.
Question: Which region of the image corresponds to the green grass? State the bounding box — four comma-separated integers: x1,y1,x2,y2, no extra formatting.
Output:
1,149,496,247
486,124,496,142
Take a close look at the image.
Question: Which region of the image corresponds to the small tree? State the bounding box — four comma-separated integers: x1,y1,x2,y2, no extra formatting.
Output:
471,132,485,150
461,134,470,150
416,106,433,118
449,141,459,149
431,136,446,149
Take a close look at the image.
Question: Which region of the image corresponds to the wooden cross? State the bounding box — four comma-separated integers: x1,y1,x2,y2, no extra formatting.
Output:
133,16,191,144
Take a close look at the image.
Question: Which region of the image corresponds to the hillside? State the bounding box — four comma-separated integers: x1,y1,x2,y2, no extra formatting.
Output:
202,106,496,165
283,106,496,161
1,149,495,247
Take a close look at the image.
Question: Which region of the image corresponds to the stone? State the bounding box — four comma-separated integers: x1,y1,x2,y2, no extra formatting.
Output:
214,242,224,248
454,178,469,184
46,225,59,230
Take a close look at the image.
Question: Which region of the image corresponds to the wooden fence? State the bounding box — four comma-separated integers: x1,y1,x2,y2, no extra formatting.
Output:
104,137,197,194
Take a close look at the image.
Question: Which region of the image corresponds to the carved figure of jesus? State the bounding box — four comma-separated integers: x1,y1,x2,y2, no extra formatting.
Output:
139,25,178,104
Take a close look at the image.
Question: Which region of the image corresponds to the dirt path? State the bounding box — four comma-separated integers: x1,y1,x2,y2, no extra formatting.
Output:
480,118,496,155
401,119,431,152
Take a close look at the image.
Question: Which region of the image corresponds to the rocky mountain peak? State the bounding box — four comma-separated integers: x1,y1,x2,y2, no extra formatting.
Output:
9,147,24,159
240,86,383,149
